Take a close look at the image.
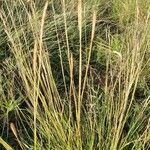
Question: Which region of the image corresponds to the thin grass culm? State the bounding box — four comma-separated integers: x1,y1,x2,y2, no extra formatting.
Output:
0,0,150,150
77,0,82,148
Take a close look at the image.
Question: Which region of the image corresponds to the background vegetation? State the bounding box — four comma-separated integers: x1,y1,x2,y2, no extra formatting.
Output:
0,0,150,149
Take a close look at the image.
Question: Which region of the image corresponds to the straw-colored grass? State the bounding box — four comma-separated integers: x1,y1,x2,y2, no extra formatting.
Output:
0,0,150,149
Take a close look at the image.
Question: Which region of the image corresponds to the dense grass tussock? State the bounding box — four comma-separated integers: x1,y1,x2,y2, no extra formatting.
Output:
0,0,150,149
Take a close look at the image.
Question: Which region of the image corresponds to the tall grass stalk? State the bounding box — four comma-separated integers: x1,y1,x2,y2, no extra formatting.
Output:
77,0,82,148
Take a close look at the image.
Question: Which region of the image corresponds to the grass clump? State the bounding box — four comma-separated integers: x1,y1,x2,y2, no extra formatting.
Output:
0,0,150,150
